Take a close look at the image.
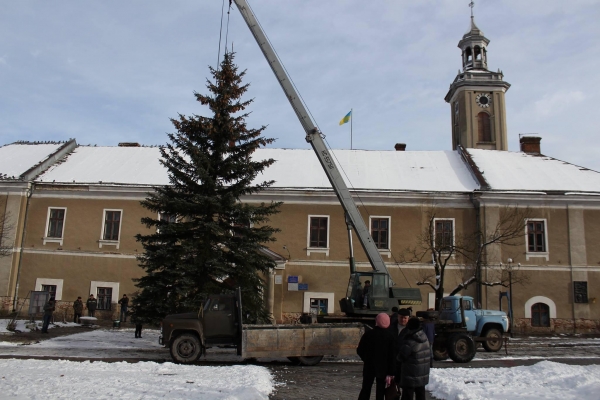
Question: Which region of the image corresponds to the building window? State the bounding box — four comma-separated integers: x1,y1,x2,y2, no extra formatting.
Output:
434,219,454,252
531,303,550,327
370,217,390,250
574,281,588,304
527,220,546,252
99,209,123,249
309,298,328,316
159,212,177,224
307,215,330,256
477,112,491,142
97,287,113,310
43,207,67,245
35,278,64,300
41,284,57,298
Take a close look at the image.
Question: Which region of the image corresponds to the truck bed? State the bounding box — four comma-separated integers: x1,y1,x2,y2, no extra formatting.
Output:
242,323,364,358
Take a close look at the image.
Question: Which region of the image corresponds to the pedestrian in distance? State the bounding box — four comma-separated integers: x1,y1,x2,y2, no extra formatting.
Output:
73,296,84,323
389,308,411,389
396,317,431,400
41,297,56,333
422,309,436,368
86,294,97,317
131,312,143,338
118,294,129,322
356,313,396,400
362,280,371,309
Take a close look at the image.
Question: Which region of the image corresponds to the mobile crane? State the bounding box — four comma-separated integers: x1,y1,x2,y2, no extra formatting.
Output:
232,0,422,318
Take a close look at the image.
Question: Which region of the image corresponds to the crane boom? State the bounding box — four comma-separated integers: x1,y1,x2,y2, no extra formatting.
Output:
233,0,392,279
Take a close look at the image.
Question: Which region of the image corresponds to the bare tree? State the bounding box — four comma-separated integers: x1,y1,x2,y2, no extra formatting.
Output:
398,205,530,310
0,211,15,258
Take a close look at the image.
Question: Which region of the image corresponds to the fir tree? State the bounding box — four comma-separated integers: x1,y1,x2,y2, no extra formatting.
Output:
133,53,280,324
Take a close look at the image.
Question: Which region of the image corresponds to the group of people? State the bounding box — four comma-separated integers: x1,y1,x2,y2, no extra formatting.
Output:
42,293,141,338
357,307,434,400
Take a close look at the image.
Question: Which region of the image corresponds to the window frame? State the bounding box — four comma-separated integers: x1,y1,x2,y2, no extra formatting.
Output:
157,212,178,233
43,207,67,245
34,278,63,300
369,216,391,258
90,281,119,310
531,302,550,327
96,287,113,311
433,218,455,254
307,215,330,256
525,218,549,261
99,209,123,249
477,111,492,143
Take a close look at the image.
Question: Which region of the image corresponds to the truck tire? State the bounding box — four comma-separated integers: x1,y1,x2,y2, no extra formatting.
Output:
170,334,202,364
447,333,476,363
297,356,323,366
287,357,301,365
482,328,503,352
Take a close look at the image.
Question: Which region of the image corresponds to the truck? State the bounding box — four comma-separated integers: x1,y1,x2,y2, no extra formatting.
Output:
420,296,509,362
159,288,363,365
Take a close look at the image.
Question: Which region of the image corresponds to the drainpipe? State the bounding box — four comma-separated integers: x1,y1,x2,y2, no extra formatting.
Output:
12,182,33,312
268,268,275,324
469,193,482,307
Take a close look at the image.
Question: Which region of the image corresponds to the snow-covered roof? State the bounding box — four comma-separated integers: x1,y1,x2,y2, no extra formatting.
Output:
467,149,600,192
254,149,479,192
0,142,64,179
36,146,479,192
37,146,169,186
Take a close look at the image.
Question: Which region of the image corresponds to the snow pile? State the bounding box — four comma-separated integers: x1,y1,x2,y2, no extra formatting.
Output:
428,360,600,399
0,319,80,333
0,359,274,399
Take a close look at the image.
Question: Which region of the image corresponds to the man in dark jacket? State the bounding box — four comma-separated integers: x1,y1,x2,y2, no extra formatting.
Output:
118,294,129,322
86,294,98,317
73,296,84,323
41,297,55,333
396,317,431,400
357,313,396,400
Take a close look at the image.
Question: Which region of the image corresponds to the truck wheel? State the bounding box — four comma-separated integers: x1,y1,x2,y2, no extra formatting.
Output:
447,333,475,363
170,334,202,364
297,356,323,366
433,347,449,361
287,357,301,365
482,328,503,352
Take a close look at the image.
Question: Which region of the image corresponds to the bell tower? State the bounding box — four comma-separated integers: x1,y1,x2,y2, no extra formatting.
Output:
445,3,510,151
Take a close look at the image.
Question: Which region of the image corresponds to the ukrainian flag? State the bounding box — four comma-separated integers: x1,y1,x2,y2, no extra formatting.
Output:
339,110,352,125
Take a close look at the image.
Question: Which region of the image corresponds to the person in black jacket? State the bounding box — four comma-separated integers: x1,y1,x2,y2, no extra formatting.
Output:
396,317,431,400
357,313,396,400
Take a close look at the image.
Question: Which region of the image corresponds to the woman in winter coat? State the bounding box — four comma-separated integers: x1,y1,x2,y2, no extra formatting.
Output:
396,317,431,400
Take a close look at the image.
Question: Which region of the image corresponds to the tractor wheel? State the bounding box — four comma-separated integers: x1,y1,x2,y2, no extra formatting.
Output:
482,328,503,352
447,333,476,363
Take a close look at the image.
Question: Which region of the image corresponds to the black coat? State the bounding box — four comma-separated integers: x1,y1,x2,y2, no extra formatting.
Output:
397,328,431,388
357,326,396,378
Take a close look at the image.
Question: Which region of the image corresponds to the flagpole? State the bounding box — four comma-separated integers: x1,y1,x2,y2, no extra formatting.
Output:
350,108,353,150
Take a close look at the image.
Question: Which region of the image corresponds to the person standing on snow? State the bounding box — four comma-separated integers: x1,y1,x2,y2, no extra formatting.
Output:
118,294,129,322
396,317,431,400
41,297,55,333
86,294,97,317
73,296,84,323
356,313,396,400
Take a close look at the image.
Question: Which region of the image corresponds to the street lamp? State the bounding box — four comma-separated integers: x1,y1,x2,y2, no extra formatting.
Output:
500,258,520,337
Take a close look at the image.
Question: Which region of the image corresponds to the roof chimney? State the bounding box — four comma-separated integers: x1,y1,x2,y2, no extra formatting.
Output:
394,143,406,151
519,136,541,155
118,142,140,147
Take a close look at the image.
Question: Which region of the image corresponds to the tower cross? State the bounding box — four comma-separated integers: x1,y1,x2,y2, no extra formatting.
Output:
469,1,475,18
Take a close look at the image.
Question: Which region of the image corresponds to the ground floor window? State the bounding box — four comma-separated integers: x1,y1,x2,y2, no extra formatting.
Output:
41,284,57,298
309,298,328,315
531,302,550,327
97,287,113,310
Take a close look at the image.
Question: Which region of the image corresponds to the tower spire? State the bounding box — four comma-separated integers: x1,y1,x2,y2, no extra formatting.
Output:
469,1,474,18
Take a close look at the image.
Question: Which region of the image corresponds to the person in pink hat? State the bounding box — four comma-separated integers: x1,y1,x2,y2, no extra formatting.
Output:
357,313,396,400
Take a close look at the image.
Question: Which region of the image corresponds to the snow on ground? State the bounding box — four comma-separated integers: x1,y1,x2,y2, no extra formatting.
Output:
0,319,80,334
428,361,600,400
0,359,274,400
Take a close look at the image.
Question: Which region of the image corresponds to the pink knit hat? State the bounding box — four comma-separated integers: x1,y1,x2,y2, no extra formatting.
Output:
375,313,390,329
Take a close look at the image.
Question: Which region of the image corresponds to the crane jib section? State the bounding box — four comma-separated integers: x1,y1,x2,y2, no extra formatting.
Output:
233,0,393,280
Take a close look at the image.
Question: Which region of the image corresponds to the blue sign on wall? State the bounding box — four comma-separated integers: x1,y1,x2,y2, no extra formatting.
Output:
287,276,298,283
298,283,309,291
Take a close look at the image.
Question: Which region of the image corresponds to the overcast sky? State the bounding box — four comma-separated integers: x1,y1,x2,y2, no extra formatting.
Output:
1,1,599,171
